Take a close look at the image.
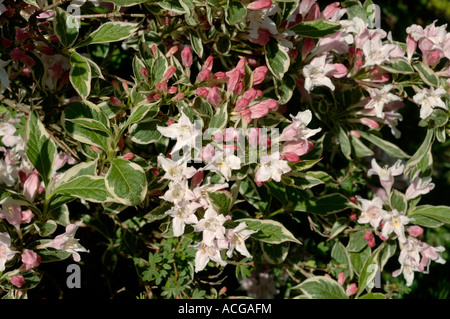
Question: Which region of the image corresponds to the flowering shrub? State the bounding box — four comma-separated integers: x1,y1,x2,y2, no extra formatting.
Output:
0,0,449,299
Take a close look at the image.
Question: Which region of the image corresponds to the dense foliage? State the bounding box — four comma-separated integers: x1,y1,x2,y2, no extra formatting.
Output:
0,0,449,299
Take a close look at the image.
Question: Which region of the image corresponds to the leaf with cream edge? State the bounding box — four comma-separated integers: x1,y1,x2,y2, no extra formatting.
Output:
25,110,57,187
52,175,115,203
293,276,349,299
75,22,140,48
289,20,342,38
409,205,450,224
265,40,290,80
105,158,148,206
235,218,301,244
70,51,92,100
53,7,79,47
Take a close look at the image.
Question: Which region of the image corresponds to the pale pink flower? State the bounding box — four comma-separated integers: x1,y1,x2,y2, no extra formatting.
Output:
157,154,197,182
405,170,435,200
52,222,89,262
0,232,18,271
0,202,22,227
412,87,448,119
247,0,272,11
193,240,227,272
364,84,402,119
381,209,412,243
302,55,338,92
367,159,404,194
226,222,258,258
408,225,424,238
356,196,386,229
165,201,201,237
255,151,291,183
21,249,41,271
11,275,25,288
194,206,228,246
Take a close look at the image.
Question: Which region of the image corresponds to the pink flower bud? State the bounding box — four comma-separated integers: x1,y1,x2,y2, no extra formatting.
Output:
249,103,269,119
202,144,215,162
123,153,135,160
23,173,40,201
406,34,416,62
21,249,41,271
196,87,209,97
207,86,222,106
227,68,242,93
247,0,272,11
360,118,380,129
349,213,357,221
408,225,424,237
163,66,177,81
21,209,34,224
140,67,148,78
191,171,204,188
247,128,261,146
243,88,258,102
282,152,300,162
338,272,346,285
302,38,315,56
202,56,214,70
156,81,168,93
173,92,185,101
213,71,227,80
350,130,361,138
322,2,341,19
168,86,178,94
328,64,348,78
16,28,30,43
346,283,358,296
181,46,193,67
196,69,211,82
167,46,179,57
235,98,249,111
252,66,268,86
11,275,25,288
109,96,122,107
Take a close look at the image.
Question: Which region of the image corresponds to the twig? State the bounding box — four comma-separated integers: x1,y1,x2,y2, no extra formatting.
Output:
0,94,31,113
78,13,147,19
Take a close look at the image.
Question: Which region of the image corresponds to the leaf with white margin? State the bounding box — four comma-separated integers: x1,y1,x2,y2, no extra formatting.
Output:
293,276,349,299
235,218,301,244
53,175,115,203
105,158,148,206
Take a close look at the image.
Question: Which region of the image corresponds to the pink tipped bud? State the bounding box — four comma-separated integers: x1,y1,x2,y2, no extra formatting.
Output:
140,67,148,78
168,86,178,94
151,44,158,56
207,86,222,106
23,173,40,201
122,81,129,91
156,81,168,93
90,145,100,152
123,153,135,160
196,87,209,97
191,171,204,188
302,38,315,56
173,92,185,101
346,283,358,296
408,225,424,237
252,66,268,86
360,118,380,129
213,71,227,80
16,28,30,43
227,68,242,94
406,34,416,62
109,96,122,107
349,213,357,221
247,0,272,11
338,272,346,285
282,152,300,162
163,66,177,81
235,98,249,112
181,46,193,67
21,209,34,224
350,130,361,138
11,275,25,288
196,69,211,82
202,56,214,71
167,46,179,57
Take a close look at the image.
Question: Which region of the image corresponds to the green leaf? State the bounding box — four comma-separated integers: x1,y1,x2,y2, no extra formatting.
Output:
208,191,232,215
350,246,371,276
338,126,352,160
25,110,57,186
331,241,354,279
34,220,57,237
294,276,349,299
390,189,407,212
104,0,149,6
53,175,114,203
380,59,415,74
226,0,247,25
129,120,162,144
56,161,98,186
190,29,203,58
236,218,301,244
414,62,439,87
61,101,111,151
70,51,92,100
347,229,368,252
350,135,374,158
286,173,324,190
239,178,271,213
404,128,435,177
261,242,290,264
105,158,148,206
292,193,353,215
359,131,410,159
123,102,159,131
357,244,383,297
275,75,296,104
409,205,450,224
53,7,79,47
75,22,140,48
265,40,290,80
358,292,386,299
289,20,342,38
208,103,228,135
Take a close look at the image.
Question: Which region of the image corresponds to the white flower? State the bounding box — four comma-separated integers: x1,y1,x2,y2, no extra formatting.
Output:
367,158,404,194
279,110,322,142
193,206,228,246
226,222,258,258
356,196,387,229
52,222,89,262
0,232,18,271
255,151,291,183
157,111,201,156
165,201,201,237
193,240,227,272
157,154,197,182
381,209,412,243
192,178,229,209
412,87,448,119
247,5,280,40
405,170,435,200
303,55,337,92
393,239,422,286
362,33,396,67
203,149,241,181
364,84,402,119
161,179,196,205
0,59,10,91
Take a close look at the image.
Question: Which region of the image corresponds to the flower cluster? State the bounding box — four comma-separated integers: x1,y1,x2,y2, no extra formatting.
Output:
356,158,445,286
